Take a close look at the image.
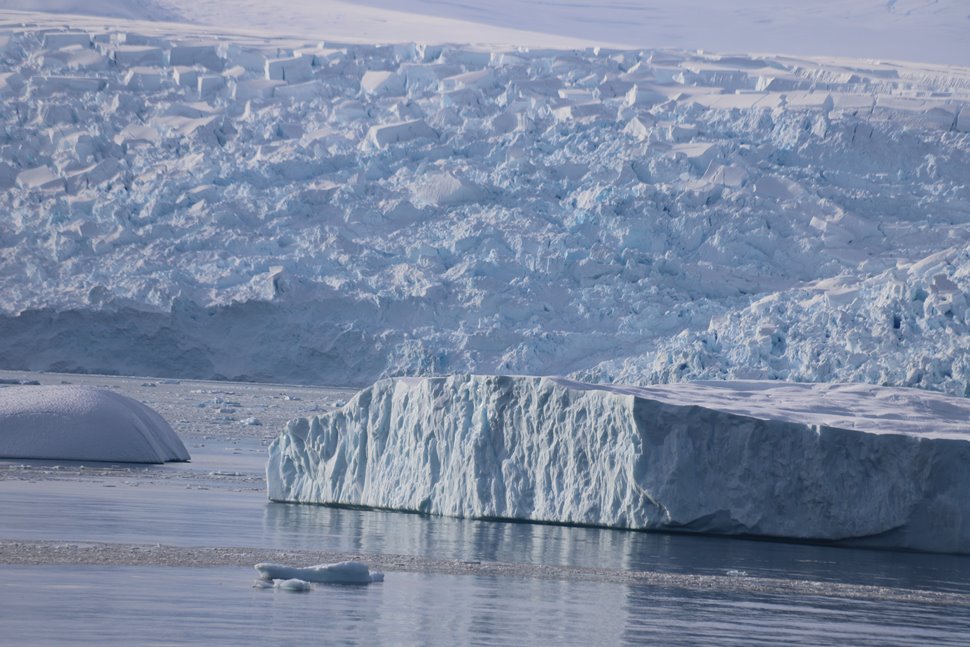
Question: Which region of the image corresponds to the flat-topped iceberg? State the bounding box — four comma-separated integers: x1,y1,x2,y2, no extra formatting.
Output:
0,385,189,463
268,375,970,554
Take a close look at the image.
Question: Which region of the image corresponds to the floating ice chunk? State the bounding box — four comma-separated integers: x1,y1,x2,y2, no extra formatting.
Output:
268,375,970,554
0,385,189,463
275,579,312,592
255,562,383,585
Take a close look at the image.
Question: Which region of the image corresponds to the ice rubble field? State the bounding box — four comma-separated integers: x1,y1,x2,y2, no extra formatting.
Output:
0,384,189,462
0,14,968,392
269,374,970,554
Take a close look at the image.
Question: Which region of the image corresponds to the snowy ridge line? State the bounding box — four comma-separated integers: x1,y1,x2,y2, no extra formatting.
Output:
268,375,970,554
0,20,968,389
4,538,970,606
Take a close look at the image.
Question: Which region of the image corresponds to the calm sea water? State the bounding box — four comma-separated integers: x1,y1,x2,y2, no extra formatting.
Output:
2,562,969,646
3,474,970,646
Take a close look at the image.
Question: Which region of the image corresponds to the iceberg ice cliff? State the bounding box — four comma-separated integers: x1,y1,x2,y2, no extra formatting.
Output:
268,375,970,554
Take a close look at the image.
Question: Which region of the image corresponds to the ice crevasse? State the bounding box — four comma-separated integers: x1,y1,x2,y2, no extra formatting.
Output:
267,375,970,554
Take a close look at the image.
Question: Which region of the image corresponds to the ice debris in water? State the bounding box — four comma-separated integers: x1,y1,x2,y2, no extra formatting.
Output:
255,561,384,585
268,374,970,555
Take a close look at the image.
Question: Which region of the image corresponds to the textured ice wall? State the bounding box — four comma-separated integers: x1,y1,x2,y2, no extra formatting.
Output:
268,375,970,554
1,19,969,390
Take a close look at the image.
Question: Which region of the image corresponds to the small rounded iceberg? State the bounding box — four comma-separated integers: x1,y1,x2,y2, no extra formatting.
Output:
0,385,189,463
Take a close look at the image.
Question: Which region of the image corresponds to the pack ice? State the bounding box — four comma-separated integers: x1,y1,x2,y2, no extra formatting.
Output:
0,385,189,463
268,375,970,554
1,17,969,393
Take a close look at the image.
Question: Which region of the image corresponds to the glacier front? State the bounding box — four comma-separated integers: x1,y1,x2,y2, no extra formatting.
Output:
268,375,970,554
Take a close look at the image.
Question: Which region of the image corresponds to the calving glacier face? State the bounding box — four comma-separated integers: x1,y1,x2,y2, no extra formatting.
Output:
268,375,970,554
0,17,969,387
583,248,970,396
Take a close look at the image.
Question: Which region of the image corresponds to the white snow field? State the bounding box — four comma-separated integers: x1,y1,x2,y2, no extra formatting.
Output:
1,1,180,22
0,384,189,462
0,11,968,394
33,0,969,66
268,374,970,554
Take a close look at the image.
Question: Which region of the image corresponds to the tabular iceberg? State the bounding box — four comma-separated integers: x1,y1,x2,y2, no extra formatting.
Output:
268,375,970,554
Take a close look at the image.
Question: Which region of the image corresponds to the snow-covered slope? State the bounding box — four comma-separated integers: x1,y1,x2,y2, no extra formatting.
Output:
267,375,970,554
0,17,967,390
132,0,970,66
0,385,189,462
1,1,180,22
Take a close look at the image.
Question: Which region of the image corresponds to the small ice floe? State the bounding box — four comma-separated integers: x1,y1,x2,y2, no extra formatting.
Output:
725,569,749,577
255,561,384,585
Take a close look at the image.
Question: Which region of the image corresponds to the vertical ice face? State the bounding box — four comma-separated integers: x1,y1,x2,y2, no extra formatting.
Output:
268,375,970,554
